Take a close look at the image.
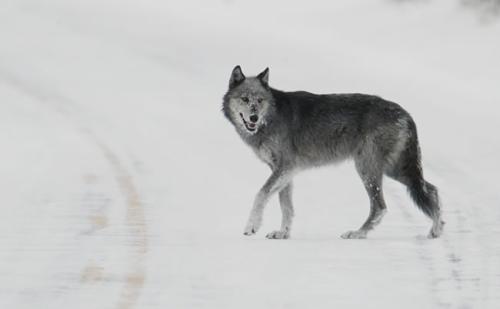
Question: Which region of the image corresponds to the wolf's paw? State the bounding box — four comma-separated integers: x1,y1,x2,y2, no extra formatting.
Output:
243,214,263,236
341,230,367,239
243,222,260,236
266,230,290,239
243,227,256,236
428,220,445,239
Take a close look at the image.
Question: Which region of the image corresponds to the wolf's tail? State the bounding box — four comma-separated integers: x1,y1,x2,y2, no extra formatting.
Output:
407,174,444,238
388,118,441,221
386,117,444,237
407,177,440,220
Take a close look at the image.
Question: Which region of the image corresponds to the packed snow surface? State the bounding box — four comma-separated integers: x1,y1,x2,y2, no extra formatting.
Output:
1,0,499,308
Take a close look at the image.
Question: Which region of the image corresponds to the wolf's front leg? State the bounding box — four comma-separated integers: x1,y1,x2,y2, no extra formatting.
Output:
243,190,266,235
244,169,292,236
266,183,294,239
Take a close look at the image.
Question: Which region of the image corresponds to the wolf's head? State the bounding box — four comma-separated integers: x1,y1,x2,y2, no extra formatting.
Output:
223,66,275,135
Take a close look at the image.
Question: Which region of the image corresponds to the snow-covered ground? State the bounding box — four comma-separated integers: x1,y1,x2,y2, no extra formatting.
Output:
1,0,499,308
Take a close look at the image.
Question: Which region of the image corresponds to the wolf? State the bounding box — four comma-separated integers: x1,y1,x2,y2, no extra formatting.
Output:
222,66,444,239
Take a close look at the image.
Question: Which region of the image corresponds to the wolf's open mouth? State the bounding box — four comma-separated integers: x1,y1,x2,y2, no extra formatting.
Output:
240,113,256,132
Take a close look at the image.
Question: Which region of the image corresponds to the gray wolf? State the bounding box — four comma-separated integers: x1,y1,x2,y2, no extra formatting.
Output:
222,66,444,239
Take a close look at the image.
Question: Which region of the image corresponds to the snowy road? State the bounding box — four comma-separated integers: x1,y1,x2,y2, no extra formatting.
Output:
1,0,499,308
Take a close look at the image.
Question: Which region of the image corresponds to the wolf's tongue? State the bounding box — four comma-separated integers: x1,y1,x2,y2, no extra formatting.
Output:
248,123,256,128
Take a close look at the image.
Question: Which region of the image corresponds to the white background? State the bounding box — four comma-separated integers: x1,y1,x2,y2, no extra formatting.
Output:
0,0,499,308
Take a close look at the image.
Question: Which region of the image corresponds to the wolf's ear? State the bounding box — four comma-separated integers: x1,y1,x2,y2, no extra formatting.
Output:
229,65,245,88
257,67,269,86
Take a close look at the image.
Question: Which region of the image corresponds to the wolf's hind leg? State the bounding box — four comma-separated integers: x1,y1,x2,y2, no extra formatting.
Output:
266,183,294,239
342,160,387,239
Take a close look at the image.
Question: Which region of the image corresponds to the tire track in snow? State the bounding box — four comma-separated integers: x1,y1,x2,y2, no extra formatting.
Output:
93,140,148,309
389,171,479,308
81,175,110,235
0,69,148,309
433,165,500,308
389,188,448,308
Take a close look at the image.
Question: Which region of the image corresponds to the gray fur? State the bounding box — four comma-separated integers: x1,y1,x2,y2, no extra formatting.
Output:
222,66,444,239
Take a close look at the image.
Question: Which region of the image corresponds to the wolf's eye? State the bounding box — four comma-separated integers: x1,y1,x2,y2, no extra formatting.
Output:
257,98,263,103
241,97,249,103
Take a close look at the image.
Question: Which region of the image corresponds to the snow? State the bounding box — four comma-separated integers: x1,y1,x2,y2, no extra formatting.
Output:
1,0,499,308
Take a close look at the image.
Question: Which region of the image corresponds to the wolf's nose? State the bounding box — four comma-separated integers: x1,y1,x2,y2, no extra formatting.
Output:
249,115,258,123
